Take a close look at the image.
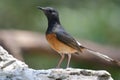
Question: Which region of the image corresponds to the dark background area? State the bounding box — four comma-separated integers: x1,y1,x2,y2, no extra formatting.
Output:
0,0,120,79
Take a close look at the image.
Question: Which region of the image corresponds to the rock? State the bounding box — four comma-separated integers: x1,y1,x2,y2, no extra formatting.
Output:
0,46,113,80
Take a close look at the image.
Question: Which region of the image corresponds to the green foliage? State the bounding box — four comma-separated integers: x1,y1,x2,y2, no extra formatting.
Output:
0,0,120,46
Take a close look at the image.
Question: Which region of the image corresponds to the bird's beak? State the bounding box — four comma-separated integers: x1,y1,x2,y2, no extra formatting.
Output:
37,6,45,11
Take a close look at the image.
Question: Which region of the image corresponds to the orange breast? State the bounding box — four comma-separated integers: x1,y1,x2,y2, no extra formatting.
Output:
46,33,77,54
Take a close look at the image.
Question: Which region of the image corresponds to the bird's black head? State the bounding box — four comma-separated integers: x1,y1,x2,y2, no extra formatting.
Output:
38,6,59,20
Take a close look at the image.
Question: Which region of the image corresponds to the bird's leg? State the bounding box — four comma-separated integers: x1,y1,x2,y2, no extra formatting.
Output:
67,54,71,68
56,53,65,68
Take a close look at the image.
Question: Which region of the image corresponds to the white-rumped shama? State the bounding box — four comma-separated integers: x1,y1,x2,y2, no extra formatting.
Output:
38,7,120,68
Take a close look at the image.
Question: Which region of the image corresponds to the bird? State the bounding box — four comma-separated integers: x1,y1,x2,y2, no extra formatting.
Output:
37,6,120,68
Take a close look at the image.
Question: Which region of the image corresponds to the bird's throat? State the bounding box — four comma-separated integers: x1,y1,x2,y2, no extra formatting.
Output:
46,17,60,34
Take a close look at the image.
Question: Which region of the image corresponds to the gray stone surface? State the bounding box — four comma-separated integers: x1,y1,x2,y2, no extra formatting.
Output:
0,46,113,80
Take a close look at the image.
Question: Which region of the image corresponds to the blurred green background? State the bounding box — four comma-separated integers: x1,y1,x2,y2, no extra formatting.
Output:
0,0,120,79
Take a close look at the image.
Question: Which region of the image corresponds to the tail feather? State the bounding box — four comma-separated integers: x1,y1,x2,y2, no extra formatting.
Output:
80,46,120,67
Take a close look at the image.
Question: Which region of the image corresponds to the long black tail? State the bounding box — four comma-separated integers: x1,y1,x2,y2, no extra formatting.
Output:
80,46,120,67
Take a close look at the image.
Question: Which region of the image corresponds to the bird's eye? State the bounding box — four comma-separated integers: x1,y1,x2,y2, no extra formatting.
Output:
48,10,52,13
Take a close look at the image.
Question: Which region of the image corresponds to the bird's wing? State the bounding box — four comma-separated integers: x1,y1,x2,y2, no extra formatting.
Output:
55,31,83,52
55,30,120,67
